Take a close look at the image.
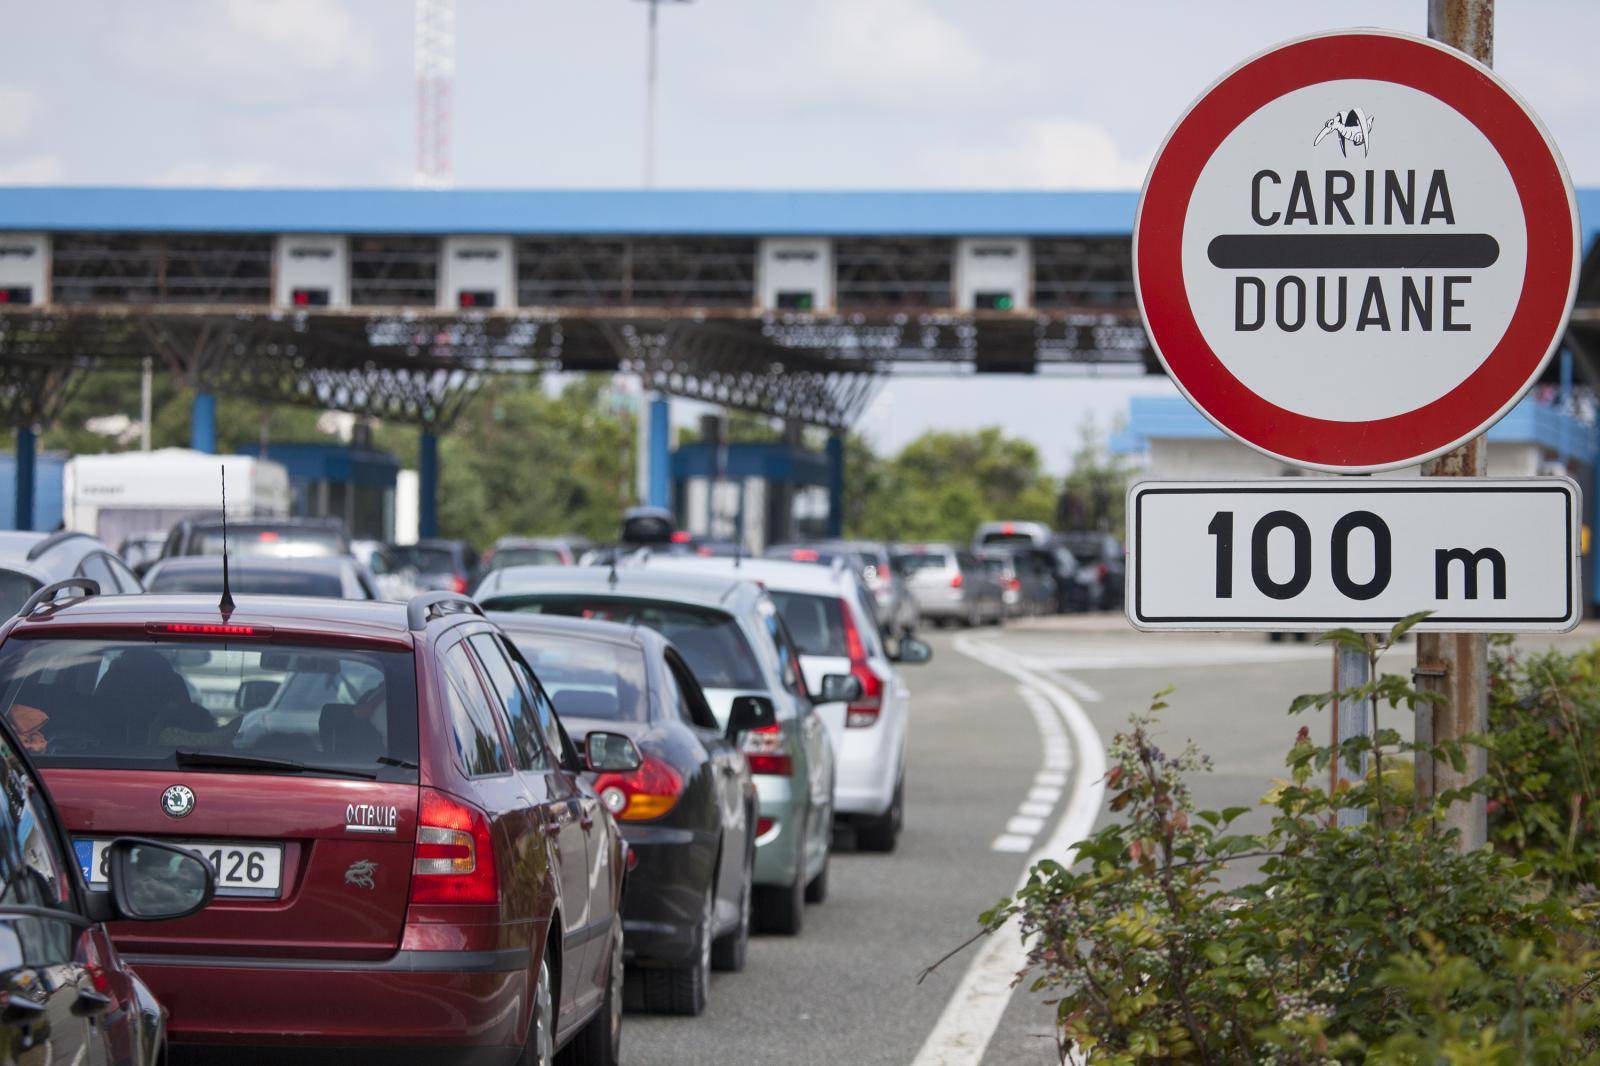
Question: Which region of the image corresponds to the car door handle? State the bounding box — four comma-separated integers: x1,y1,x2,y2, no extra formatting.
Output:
72,988,113,1017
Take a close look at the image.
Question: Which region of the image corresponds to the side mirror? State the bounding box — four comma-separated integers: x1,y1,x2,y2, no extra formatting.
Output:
585,732,642,773
725,695,777,738
106,838,215,923
892,637,933,665
816,673,864,704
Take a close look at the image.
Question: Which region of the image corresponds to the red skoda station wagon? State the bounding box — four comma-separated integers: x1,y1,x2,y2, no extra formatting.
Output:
0,583,628,1066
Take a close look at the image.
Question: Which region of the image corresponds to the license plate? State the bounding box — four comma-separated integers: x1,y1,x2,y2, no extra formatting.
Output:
75,839,283,899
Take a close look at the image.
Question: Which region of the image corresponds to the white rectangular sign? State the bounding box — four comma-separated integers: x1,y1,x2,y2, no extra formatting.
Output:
1127,479,1581,632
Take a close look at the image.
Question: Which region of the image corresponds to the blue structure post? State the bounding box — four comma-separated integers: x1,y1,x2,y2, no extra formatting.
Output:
13,427,35,532
826,432,845,538
648,397,671,510
418,430,439,539
191,393,217,453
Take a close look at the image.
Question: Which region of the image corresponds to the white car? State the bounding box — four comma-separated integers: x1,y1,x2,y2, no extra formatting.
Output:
635,554,931,852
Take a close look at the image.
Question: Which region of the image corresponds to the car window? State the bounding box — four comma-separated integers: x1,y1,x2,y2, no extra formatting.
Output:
491,597,765,691
768,591,848,657
0,570,41,618
0,640,418,780
501,630,649,724
106,555,142,594
467,634,548,770
78,553,116,593
146,567,345,598
757,597,805,697
956,551,979,571
440,643,510,777
665,652,721,731
0,731,73,913
491,547,564,569
522,669,570,768
194,526,345,559
892,552,950,573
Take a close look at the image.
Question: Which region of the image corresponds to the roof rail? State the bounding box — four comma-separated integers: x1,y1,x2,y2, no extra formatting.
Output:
25,530,92,562
406,590,484,631
15,578,101,618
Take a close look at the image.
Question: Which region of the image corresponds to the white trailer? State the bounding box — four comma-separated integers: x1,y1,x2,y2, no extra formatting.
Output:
63,449,291,550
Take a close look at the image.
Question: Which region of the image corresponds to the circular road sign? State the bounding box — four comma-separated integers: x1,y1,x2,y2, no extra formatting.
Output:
1133,29,1579,473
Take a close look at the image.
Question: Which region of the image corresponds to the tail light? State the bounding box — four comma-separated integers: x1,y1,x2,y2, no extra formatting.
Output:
1006,578,1022,593
950,572,964,589
593,754,683,821
756,816,777,837
450,575,468,594
839,598,884,729
1097,562,1109,580
410,788,498,905
740,723,792,776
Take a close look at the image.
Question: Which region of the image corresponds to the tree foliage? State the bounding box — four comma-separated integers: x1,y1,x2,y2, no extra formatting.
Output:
848,426,1059,543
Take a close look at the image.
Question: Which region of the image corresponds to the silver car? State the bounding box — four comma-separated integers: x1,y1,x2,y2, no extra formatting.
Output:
473,564,837,935
891,543,1005,627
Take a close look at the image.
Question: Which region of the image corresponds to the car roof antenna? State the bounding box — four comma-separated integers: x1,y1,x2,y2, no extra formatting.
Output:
607,551,619,589
218,466,236,617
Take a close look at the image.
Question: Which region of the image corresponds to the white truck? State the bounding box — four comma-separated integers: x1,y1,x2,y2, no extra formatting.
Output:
62,449,291,556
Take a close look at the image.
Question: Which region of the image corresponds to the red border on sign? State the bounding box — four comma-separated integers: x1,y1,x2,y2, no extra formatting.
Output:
1135,32,1576,470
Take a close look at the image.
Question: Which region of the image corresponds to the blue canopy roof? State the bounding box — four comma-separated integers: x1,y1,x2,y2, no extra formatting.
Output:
0,186,1145,237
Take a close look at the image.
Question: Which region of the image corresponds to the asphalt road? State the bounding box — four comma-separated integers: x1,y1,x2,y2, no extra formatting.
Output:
624,617,1600,1066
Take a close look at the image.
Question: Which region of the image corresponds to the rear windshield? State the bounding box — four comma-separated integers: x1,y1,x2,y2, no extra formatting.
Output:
1059,534,1108,562
396,546,456,573
501,631,648,723
0,570,41,619
0,639,418,781
893,552,952,572
978,556,1012,574
979,532,1039,547
489,596,764,691
768,592,848,658
148,567,344,598
490,547,565,569
194,526,344,559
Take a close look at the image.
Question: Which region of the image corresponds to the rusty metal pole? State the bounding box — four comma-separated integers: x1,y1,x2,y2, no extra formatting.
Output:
1415,0,1493,850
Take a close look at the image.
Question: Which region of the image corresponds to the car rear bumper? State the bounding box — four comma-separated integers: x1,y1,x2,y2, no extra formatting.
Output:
751,775,805,887
128,948,529,1054
615,823,715,968
832,721,901,817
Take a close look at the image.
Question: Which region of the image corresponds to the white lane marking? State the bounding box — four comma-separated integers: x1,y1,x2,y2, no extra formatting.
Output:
1034,770,1068,787
1017,801,1056,819
1005,815,1046,835
913,636,1107,1066
1027,786,1063,804
989,834,1033,853
1055,675,1103,702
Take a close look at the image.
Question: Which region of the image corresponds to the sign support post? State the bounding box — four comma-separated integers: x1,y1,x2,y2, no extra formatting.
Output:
1415,0,1493,851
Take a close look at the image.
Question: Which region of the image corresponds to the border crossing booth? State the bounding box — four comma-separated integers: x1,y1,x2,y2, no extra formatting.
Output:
672,440,833,554
244,443,401,542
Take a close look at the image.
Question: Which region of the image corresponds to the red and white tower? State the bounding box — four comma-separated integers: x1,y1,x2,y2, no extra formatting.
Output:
414,0,455,187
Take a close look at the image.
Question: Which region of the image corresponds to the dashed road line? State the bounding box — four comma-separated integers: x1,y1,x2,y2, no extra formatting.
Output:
912,635,1108,1066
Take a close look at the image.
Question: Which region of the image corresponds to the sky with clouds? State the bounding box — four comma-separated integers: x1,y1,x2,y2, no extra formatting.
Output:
3,0,1595,468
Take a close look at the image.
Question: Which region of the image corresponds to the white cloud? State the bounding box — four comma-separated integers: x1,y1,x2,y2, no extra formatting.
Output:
924,117,1151,189
0,154,64,184
222,0,375,72
0,87,38,139
815,0,986,102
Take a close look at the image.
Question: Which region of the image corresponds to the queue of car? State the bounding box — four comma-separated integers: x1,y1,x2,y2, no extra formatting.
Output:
0,511,941,1064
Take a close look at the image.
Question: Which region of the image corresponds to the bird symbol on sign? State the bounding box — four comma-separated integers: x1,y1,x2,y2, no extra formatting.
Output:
1313,109,1375,157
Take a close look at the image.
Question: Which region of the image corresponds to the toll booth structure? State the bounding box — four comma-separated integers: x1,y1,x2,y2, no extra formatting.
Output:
672,439,843,554
239,443,401,542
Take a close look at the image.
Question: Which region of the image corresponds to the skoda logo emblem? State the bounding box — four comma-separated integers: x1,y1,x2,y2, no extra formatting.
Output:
161,785,195,819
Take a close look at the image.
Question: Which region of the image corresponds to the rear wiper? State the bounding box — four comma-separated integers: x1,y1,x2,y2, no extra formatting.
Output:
375,755,419,770
173,749,378,780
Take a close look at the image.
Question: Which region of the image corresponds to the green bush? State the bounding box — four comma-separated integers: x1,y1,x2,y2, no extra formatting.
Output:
1486,640,1600,887
982,623,1600,1063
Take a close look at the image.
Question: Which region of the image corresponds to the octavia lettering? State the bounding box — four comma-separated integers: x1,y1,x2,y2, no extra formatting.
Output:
345,803,398,834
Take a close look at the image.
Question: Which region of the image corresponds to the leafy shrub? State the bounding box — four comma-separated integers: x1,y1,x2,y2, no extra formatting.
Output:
982,624,1600,1063
1485,640,1600,887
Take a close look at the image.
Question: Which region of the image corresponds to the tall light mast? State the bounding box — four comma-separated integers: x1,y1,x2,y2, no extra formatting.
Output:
633,0,691,187
414,0,455,187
